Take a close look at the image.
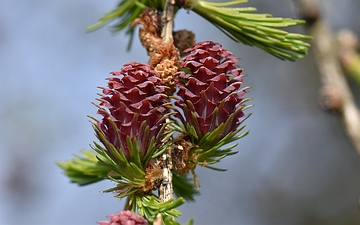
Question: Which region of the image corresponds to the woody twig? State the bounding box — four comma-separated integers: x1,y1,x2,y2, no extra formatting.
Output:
298,0,360,154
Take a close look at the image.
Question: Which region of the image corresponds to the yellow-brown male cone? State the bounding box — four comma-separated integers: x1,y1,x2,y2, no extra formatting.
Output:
133,8,179,94
132,8,162,55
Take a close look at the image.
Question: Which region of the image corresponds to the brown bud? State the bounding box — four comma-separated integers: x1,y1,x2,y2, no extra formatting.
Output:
173,29,196,56
319,86,342,112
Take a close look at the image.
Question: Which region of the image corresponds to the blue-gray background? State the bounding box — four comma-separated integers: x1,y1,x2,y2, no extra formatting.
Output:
1,0,360,224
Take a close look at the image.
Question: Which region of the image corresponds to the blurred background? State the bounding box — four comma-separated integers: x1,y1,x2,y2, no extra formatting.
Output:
1,0,360,224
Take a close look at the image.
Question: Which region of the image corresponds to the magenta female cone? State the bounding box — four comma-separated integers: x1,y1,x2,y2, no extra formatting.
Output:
98,210,148,225
175,41,250,139
95,62,170,159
